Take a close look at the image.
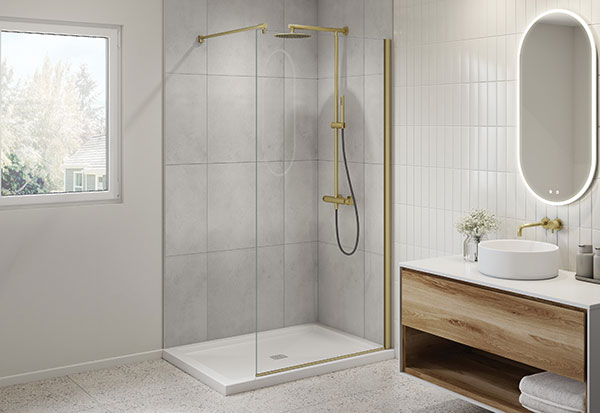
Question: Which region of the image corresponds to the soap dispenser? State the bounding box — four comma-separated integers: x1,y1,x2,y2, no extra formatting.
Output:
577,245,593,278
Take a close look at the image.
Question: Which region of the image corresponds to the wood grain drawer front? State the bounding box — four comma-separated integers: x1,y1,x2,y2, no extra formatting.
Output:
401,270,586,382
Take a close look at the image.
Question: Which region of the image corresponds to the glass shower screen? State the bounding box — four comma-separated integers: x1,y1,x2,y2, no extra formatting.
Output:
255,29,386,377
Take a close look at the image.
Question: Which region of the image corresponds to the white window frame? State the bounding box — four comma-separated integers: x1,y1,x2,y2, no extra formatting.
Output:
0,18,121,207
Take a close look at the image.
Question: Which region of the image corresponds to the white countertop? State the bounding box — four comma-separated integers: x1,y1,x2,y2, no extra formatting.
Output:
400,255,600,310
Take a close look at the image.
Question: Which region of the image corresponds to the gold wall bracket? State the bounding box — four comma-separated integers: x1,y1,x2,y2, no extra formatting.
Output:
198,23,267,43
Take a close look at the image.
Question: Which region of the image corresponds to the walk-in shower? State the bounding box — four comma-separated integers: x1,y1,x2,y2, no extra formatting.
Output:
163,10,393,394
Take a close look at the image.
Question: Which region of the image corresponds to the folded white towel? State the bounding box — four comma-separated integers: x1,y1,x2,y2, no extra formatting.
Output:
519,372,586,412
520,392,584,413
520,393,583,413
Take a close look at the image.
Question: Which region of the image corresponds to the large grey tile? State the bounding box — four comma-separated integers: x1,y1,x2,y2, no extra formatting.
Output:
165,0,207,74
207,248,256,339
318,34,364,79
165,74,207,165
207,76,255,163
258,245,284,332
284,242,318,326
258,162,284,246
318,242,365,337
318,160,365,251
318,0,364,37
208,163,255,251
164,254,208,348
165,165,207,256
364,0,393,39
339,36,365,78
285,78,318,161
364,252,384,344
339,76,365,162
69,360,198,405
284,161,318,243
284,35,318,79
364,75,384,164
207,31,284,78
316,33,334,79
364,163,383,253
284,0,318,26
258,77,285,161
207,0,285,33
259,34,285,78
318,77,364,163
317,77,334,161
207,30,255,76
0,376,96,413
365,38,384,76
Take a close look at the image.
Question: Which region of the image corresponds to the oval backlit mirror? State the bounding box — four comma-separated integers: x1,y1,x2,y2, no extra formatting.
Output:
518,9,597,205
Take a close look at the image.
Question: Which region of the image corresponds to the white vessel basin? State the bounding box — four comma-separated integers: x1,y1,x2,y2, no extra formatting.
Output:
478,239,559,280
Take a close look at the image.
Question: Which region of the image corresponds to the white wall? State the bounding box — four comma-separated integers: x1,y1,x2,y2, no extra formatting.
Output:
392,0,600,351
393,0,600,354
0,0,163,381
393,0,600,272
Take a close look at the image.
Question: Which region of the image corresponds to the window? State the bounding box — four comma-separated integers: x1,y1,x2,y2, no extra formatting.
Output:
0,19,120,206
73,171,84,192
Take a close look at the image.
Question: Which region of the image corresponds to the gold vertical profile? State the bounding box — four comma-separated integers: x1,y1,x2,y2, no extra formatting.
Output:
384,38,392,350
334,31,339,209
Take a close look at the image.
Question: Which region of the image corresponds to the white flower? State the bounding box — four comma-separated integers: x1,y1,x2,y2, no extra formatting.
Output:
456,209,500,238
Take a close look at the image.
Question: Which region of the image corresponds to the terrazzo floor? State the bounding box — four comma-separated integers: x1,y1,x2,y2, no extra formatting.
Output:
0,359,490,413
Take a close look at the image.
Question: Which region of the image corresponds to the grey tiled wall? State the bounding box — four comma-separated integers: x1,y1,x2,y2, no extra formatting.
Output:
164,0,392,348
316,0,392,345
164,0,320,348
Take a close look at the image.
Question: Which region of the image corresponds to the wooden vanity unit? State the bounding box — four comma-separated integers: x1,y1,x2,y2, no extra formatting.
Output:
400,256,600,413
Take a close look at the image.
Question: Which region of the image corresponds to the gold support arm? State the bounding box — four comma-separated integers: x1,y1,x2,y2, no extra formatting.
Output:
288,24,348,35
198,23,267,43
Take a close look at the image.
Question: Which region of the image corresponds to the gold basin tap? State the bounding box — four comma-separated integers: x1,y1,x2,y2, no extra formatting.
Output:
517,217,563,237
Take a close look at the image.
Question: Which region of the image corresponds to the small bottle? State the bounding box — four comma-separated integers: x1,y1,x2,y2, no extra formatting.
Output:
594,248,600,280
576,245,593,278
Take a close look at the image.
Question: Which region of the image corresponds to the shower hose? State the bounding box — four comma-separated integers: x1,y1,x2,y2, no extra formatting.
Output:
335,128,360,256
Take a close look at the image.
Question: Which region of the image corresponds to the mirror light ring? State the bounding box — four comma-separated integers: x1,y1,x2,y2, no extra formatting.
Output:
517,9,597,206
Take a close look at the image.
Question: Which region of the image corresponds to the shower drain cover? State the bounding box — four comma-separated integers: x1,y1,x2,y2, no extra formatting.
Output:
269,354,288,360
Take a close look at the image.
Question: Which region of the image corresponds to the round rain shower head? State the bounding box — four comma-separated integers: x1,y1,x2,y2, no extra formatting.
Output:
274,32,312,39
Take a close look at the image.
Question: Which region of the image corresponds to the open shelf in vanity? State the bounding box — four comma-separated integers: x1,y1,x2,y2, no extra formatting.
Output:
400,256,600,413
403,327,541,412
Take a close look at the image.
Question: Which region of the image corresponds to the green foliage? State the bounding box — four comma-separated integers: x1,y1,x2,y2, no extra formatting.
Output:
1,152,47,196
